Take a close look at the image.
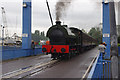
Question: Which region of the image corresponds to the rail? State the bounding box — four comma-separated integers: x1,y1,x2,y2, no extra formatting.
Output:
2,60,58,78
88,52,111,79
1,45,42,61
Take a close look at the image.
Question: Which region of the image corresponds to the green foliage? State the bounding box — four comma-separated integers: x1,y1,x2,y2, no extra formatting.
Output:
81,29,86,33
41,31,45,36
32,30,48,42
35,30,40,35
118,43,120,46
88,27,102,44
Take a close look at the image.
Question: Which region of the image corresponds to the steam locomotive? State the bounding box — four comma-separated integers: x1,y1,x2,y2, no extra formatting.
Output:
42,21,97,59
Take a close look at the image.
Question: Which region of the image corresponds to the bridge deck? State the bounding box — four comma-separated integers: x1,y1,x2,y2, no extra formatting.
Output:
2,54,52,74
27,47,99,78
2,47,99,78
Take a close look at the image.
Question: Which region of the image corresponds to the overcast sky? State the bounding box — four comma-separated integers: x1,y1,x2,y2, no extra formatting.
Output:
0,0,107,37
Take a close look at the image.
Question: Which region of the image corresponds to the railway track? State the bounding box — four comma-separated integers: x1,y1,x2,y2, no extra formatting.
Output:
2,48,98,79
2,60,59,79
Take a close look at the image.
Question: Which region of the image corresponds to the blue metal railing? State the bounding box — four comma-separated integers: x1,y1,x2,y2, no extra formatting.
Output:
88,52,111,79
118,46,120,56
1,45,43,61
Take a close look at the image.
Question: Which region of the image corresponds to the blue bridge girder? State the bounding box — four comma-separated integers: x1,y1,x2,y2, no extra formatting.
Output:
22,0,32,49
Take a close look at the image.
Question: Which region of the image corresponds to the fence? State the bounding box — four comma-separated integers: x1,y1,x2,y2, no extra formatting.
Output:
0,45,43,61
88,52,111,79
118,46,120,56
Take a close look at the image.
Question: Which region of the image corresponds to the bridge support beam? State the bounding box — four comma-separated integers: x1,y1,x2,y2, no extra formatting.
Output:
103,1,118,78
102,2,111,59
22,0,32,49
109,2,118,79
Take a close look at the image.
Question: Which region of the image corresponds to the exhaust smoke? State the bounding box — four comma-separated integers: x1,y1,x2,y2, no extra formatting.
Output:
55,0,73,21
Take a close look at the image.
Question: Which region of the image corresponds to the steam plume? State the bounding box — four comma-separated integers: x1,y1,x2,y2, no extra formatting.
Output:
55,0,72,21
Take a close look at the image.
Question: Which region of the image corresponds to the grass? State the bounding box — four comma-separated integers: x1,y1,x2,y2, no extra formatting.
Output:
118,43,120,47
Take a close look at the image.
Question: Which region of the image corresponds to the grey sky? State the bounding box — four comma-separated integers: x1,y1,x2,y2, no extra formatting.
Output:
0,0,104,37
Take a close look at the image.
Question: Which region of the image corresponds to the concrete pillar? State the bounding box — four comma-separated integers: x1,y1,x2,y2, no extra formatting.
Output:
109,2,118,79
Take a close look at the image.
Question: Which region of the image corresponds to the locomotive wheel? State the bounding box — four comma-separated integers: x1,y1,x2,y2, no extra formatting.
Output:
52,56,57,60
51,54,56,60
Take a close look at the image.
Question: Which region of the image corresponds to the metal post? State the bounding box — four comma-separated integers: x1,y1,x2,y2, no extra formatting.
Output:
22,0,32,49
109,2,118,79
46,0,53,26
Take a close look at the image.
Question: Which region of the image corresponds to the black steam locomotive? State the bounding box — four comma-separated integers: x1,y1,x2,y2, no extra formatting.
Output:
42,21,97,59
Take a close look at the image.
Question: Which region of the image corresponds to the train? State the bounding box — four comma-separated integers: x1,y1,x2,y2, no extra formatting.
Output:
42,21,97,59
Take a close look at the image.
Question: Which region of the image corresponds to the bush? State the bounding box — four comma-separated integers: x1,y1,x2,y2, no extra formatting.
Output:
118,43,120,46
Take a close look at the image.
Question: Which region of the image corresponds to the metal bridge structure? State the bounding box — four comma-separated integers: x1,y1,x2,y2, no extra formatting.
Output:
88,0,120,79
1,0,120,79
1,0,42,61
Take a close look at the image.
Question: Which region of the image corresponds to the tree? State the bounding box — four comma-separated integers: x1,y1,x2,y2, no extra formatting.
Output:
35,30,40,35
81,29,86,33
41,32,43,36
32,30,48,42
88,27,102,44
88,28,96,37
40,31,45,36
42,31,45,36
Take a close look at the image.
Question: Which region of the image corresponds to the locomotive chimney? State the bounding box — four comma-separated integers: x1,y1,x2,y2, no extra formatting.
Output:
56,21,61,25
